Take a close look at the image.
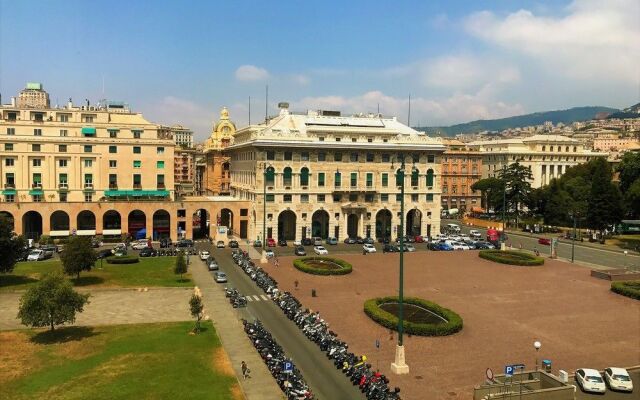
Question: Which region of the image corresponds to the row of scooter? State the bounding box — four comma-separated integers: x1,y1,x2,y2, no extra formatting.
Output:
224,287,247,308
231,250,401,400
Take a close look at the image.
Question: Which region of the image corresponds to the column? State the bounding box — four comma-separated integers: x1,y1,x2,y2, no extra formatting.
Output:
360,212,365,237
146,212,154,240
170,217,178,242
95,211,103,235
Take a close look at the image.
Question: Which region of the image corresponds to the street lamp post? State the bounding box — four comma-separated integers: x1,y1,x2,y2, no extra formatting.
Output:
571,213,577,263
534,341,541,371
501,178,507,249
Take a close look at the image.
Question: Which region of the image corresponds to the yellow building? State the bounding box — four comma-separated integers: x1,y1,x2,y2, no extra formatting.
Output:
204,107,235,195
227,104,445,242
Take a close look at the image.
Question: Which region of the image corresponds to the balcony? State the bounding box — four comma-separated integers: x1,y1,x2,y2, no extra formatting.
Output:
58,183,68,191
109,184,118,190
32,183,42,189
133,184,142,190
4,183,15,189
84,183,94,189
157,183,166,190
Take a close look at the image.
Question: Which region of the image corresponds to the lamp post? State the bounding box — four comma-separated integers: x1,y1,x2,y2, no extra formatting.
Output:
501,180,507,247
390,155,415,375
534,341,541,371
260,163,268,264
571,213,577,263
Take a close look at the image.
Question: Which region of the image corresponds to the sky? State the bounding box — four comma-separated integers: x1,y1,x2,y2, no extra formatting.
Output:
1,0,638,139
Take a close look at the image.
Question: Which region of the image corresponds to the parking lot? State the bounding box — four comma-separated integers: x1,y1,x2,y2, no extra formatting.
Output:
259,250,640,400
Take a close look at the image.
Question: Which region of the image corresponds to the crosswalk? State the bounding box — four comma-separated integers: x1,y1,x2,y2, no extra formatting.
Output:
245,294,271,302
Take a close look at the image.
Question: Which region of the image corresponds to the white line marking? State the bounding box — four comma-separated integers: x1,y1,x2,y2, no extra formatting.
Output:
253,295,261,301
246,296,253,302
260,295,269,301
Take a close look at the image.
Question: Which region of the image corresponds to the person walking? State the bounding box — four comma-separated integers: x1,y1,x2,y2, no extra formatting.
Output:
241,361,250,379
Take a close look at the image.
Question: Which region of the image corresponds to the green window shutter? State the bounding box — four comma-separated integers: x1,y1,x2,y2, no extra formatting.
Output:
366,173,373,186
318,172,325,186
382,173,388,187
395,170,403,187
426,169,434,186
283,168,292,185
133,146,141,154
411,170,419,186
157,161,164,168
300,168,309,186
350,173,357,187
335,173,341,187
157,174,165,184
426,194,434,202
109,145,117,153
59,173,68,183
266,194,275,202
133,160,141,168
133,174,141,184
33,173,41,183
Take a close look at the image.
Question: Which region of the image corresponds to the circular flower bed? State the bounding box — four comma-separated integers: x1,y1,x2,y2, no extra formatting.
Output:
611,280,640,300
364,296,463,336
293,257,352,275
479,250,544,266
105,255,140,264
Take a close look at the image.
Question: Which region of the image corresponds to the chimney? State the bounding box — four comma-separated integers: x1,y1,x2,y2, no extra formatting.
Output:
68,98,73,109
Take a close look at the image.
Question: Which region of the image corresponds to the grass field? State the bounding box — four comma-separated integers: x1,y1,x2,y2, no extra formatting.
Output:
0,257,193,291
0,321,241,400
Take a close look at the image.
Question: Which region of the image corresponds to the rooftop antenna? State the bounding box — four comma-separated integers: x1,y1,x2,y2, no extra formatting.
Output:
408,94,411,127
265,85,268,122
248,96,251,125
377,103,380,115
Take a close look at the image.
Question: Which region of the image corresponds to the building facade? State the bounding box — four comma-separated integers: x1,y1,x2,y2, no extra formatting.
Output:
174,148,197,197
226,105,445,242
204,107,234,195
441,150,483,212
467,135,606,188
16,82,50,108
170,125,193,148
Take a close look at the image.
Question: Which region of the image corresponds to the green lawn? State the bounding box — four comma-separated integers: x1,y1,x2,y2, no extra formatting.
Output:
0,257,193,291
0,321,241,400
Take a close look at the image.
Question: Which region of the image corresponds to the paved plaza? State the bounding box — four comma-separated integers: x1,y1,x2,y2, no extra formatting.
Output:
263,251,640,400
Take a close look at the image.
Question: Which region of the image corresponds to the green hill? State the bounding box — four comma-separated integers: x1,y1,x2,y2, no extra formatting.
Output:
418,106,619,136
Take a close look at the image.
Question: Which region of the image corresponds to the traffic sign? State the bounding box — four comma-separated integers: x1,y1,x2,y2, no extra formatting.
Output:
283,361,293,374
505,365,514,377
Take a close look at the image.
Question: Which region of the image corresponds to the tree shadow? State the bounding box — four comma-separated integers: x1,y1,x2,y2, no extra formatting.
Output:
31,326,99,344
0,274,38,288
176,278,192,284
72,276,105,286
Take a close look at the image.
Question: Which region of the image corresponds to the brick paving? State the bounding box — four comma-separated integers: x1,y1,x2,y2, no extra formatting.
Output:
262,251,640,400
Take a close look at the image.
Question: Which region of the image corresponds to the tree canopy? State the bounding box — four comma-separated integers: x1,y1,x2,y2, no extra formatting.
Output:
60,236,97,279
0,215,25,274
174,251,188,280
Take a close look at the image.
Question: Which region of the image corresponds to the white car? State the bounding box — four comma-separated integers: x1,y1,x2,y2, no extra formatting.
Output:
27,249,45,261
363,244,376,253
404,244,416,252
214,272,227,283
132,240,148,250
265,249,274,258
314,246,328,255
199,250,210,260
576,368,606,394
469,230,482,239
293,239,302,246
604,367,633,392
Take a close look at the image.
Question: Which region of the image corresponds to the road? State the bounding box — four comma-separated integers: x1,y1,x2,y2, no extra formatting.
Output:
442,219,640,270
197,242,365,400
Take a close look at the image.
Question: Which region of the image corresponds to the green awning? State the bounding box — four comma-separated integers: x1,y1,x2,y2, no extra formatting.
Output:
104,190,169,197
81,127,96,135
29,189,43,195
2,189,16,195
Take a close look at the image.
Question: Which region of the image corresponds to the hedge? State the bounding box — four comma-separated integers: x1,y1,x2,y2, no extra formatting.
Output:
293,257,353,275
105,255,140,264
479,250,544,266
611,280,640,300
364,296,463,336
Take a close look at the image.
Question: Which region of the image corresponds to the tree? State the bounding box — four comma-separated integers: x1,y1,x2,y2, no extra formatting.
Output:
543,180,571,226
471,177,504,212
174,250,188,280
17,273,90,331
0,215,26,274
189,293,204,333
499,162,533,226
617,152,640,193
624,179,640,219
60,236,97,279
587,158,623,232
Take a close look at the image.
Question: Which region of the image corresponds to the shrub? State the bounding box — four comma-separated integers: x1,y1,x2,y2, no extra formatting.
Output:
293,257,353,275
611,280,640,300
363,296,463,336
479,250,544,266
105,255,139,264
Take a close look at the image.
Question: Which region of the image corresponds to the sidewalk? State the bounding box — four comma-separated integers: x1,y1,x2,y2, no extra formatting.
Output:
188,253,281,400
504,229,640,255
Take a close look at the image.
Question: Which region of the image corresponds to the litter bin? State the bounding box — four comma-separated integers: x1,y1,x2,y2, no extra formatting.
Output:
542,359,552,373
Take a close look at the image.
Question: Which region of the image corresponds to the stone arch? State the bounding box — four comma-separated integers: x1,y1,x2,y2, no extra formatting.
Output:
192,208,209,239
50,211,70,232
311,209,330,239
376,209,392,240
406,209,422,237
77,210,96,232
152,210,170,240
22,211,42,240
128,210,147,239
277,210,296,241
103,210,122,230
0,211,14,232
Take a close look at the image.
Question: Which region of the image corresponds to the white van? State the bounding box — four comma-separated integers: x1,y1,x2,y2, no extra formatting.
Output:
446,223,461,233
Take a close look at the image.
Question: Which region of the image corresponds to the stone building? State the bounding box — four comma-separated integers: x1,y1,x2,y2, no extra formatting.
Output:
226,104,445,242
16,82,51,108
204,107,234,195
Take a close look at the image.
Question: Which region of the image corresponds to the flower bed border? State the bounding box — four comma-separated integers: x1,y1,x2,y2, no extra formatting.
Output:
105,255,140,264
293,257,353,275
479,250,544,266
611,280,640,300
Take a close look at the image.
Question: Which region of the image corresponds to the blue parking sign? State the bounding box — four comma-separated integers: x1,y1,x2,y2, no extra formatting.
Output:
504,365,514,377
283,361,293,373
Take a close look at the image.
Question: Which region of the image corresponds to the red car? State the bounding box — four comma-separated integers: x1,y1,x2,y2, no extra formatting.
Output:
538,238,551,246
267,238,277,247
414,235,424,243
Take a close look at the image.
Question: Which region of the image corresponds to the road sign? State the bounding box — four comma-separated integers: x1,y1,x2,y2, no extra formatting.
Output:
505,365,514,377
283,361,293,374
486,368,494,381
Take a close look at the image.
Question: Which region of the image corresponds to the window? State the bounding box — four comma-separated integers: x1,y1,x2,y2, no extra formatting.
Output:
395,169,403,187
6,128,15,135
5,194,15,202
335,137,341,142
573,146,577,152
412,154,419,163
366,153,374,162
301,194,309,203
59,144,67,152
109,174,117,188
84,193,92,202
59,159,67,167
157,161,164,169
382,153,390,163
333,194,342,202
32,173,42,187
133,130,142,139
284,151,292,161
301,152,309,161
59,193,67,202
381,173,388,187
351,137,357,142
58,174,67,186
34,128,42,136
349,193,358,202
411,169,419,186
427,154,435,163
283,194,292,203
265,167,275,186
33,195,42,202
109,160,117,168
366,173,373,187
317,194,325,202
365,193,374,202
33,159,41,167
266,194,275,202
5,158,14,167
157,147,164,154
367,137,373,143
542,145,546,151
109,145,117,153
109,130,118,138
266,150,275,160
5,173,15,185
319,136,325,142
350,172,357,187
32,144,41,152
133,146,141,154
240,209,248,216
426,169,434,187
318,152,326,162
283,167,292,186
300,167,309,186
350,152,359,162
157,174,165,188
411,194,419,202
133,174,142,188
318,172,325,187
133,160,141,168
59,114,69,122
334,152,343,162
84,173,93,188
84,159,93,168
84,145,92,153
60,129,68,137
334,172,341,187
396,194,402,203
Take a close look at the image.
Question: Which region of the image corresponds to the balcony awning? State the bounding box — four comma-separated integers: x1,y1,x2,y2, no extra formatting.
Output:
29,189,43,195
81,127,96,135
105,190,169,197
2,189,16,195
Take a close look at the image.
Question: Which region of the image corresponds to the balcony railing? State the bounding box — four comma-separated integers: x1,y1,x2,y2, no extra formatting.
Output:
109,184,118,189
84,183,93,189
4,183,15,189
58,183,68,189
133,184,142,190
32,183,42,188
157,184,166,190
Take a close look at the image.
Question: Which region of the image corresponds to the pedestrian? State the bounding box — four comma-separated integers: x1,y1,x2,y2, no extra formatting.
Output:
294,280,299,290
363,248,367,256
241,361,250,379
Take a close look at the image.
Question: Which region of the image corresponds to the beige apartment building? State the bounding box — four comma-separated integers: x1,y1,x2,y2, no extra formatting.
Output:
467,135,605,188
226,105,445,242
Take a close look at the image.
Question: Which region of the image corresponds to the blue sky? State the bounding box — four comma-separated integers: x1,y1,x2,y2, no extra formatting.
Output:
1,0,638,138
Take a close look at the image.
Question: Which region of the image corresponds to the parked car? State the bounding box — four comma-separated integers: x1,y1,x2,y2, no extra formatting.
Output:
538,238,551,246
265,249,275,258
313,237,323,246
427,242,440,251
382,244,398,253
314,246,328,255
363,243,376,253
302,238,313,246
40,245,56,257
575,368,606,394
55,244,64,253
326,237,338,245
474,241,495,249
293,239,302,246
294,246,306,256
603,367,633,392
278,238,288,247
228,240,239,248
132,240,148,250
253,240,262,248
355,237,365,244
363,237,374,244
177,239,193,248
469,230,482,240
96,249,114,259
404,244,416,252
214,272,228,283
139,247,157,257
437,243,454,251
414,235,425,243
208,260,219,271
216,240,225,248
344,237,357,244
27,249,46,261
199,250,210,261
377,236,390,244
113,248,127,257
267,238,277,247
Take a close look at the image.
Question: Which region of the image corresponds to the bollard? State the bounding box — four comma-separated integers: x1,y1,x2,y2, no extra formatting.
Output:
311,289,317,297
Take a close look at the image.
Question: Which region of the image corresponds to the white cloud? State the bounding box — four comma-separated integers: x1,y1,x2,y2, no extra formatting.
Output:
142,96,215,140
235,65,270,82
464,0,640,82
417,54,520,90
291,74,310,85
